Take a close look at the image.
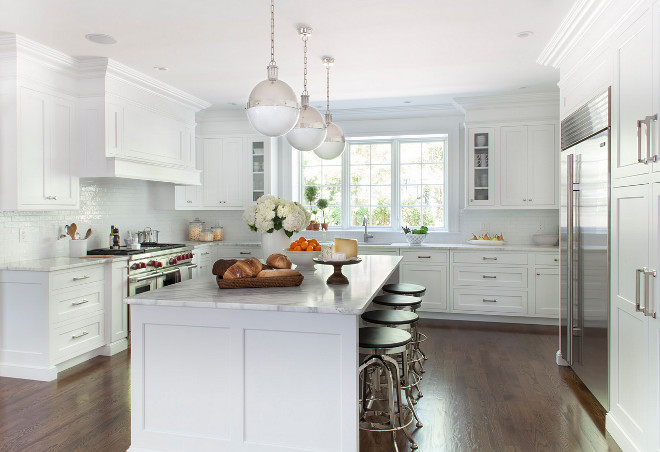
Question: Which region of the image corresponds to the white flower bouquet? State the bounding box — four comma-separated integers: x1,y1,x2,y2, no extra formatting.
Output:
243,195,312,237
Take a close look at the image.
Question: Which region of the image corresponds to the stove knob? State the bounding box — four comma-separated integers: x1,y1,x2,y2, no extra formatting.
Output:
140,262,147,269
178,255,184,261
169,258,178,265
156,262,163,268
188,253,194,259
147,261,155,267
131,263,139,270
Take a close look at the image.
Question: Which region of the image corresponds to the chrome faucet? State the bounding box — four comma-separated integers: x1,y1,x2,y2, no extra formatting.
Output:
362,215,374,242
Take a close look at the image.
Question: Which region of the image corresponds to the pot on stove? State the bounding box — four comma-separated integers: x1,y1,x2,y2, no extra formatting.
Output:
137,226,159,244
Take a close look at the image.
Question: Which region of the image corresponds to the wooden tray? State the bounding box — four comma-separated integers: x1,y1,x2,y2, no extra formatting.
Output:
216,274,304,289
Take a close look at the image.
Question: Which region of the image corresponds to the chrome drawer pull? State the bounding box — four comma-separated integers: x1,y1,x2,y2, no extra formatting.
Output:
46,195,58,200
240,252,252,255
482,275,497,279
73,275,90,281
482,257,498,261
72,331,89,339
417,256,431,259
482,298,497,303
71,299,90,306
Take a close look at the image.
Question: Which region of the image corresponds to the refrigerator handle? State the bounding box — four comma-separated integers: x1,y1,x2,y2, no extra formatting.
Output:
644,269,657,318
636,267,647,313
566,153,574,365
645,114,657,163
638,119,645,163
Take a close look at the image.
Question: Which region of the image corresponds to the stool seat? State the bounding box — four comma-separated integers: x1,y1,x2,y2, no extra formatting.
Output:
372,294,422,308
383,283,426,296
362,309,419,325
359,327,411,349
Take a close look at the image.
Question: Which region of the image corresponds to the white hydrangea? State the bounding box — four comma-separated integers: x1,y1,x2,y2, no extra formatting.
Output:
243,195,311,234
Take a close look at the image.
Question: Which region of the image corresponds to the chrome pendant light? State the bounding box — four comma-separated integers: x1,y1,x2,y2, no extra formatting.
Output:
285,27,327,152
314,57,346,160
246,0,299,137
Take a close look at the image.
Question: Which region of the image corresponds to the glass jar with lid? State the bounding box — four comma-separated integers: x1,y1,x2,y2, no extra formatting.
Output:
200,228,214,242
212,225,224,241
189,218,205,241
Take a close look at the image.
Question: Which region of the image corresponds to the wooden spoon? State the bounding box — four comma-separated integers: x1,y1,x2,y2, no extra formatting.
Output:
68,223,77,240
84,228,92,240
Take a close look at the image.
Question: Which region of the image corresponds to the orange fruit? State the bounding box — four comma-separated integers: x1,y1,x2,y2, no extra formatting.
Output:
293,245,302,251
313,246,322,251
300,241,308,250
289,243,297,250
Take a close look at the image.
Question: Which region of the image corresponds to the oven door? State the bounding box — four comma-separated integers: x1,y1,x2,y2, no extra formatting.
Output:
178,264,197,283
128,272,162,296
161,268,181,287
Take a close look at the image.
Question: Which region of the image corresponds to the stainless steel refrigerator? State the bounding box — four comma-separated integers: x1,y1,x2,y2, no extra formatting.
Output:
559,88,610,410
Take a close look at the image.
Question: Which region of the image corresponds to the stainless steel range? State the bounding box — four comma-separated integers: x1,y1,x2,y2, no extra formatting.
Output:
88,244,197,296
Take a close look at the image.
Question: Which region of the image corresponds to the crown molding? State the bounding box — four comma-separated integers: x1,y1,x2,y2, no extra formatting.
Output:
537,0,617,68
0,32,77,74
453,92,559,112
331,103,462,121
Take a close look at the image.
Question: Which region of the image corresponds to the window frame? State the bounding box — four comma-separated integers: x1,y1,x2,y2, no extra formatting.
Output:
299,134,451,232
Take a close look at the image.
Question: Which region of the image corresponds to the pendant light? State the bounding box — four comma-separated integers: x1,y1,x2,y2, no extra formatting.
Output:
285,27,327,152
314,57,346,160
246,0,299,137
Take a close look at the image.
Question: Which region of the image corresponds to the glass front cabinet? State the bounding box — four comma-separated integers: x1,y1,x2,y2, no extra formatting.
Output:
251,140,265,202
249,137,276,202
467,127,495,207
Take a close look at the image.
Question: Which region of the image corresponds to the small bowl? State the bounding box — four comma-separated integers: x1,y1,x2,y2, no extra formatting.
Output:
285,249,322,268
532,234,558,247
405,233,428,246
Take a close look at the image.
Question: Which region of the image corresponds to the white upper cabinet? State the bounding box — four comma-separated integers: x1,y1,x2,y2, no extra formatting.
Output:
0,36,79,210
79,58,209,185
612,6,658,180
467,122,557,209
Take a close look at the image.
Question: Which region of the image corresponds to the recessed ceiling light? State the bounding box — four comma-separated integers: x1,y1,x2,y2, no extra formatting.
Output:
153,66,169,71
85,33,117,45
516,31,534,39
403,101,412,104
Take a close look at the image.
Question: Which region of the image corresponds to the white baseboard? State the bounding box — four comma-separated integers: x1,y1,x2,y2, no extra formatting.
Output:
101,338,129,356
0,363,57,381
418,311,558,326
606,412,641,452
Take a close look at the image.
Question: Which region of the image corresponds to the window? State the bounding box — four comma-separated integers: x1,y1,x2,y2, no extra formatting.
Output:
300,151,342,225
300,135,448,230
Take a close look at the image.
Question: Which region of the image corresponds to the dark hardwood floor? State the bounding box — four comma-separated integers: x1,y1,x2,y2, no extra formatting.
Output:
0,320,622,452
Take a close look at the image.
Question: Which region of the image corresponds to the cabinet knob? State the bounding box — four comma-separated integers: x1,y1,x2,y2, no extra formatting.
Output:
46,195,58,200
523,198,527,201
528,198,533,202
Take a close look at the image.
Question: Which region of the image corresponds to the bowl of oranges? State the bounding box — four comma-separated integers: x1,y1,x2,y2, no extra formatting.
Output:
286,237,322,268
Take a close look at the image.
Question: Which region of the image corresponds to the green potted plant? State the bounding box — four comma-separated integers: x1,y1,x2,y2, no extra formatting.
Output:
316,198,329,230
304,186,319,230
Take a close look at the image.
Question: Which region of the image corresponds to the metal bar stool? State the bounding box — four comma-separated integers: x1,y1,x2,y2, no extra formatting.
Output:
382,283,429,362
359,327,418,451
361,309,423,426
372,294,427,379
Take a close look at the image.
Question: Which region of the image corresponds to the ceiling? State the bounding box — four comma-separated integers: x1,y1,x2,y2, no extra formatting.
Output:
0,0,575,111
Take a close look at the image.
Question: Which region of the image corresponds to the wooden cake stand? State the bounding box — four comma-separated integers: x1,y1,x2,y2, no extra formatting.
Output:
312,257,362,285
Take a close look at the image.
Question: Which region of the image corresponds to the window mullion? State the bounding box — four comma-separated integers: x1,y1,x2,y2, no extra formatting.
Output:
342,146,351,229
392,139,400,231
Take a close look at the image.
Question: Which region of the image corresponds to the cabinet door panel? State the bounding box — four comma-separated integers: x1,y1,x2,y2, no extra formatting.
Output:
534,269,559,316
466,128,495,207
48,96,77,206
613,10,653,179
500,126,527,206
202,139,223,207
221,138,245,207
610,183,650,439
400,264,447,312
527,125,556,207
649,182,660,451
19,87,48,205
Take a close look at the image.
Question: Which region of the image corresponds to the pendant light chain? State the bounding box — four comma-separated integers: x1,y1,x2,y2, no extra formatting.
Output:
302,33,309,96
270,0,276,66
325,63,331,115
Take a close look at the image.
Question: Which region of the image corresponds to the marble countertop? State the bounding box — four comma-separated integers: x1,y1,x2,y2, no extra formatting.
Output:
126,254,402,315
184,241,261,248
385,242,558,251
0,256,126,272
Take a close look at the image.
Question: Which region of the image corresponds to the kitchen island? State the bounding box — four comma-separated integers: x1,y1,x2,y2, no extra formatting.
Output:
126,254,401,452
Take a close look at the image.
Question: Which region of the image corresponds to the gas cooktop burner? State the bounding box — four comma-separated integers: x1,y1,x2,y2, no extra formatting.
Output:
87,243,187,256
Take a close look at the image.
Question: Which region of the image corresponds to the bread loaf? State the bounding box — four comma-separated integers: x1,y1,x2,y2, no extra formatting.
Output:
223,261,255,279
257,269,301,278
266,253,292,269
212,259,238,277
244,257,263,274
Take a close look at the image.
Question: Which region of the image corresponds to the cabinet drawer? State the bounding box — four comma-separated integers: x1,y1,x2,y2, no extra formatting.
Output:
53,284,104,323
452,251,527,265
217,246,261,259
453,266,528,288
53,313,104,362
52,265,104,291
535,253,559,266
452,289,527,314
401,250,448,264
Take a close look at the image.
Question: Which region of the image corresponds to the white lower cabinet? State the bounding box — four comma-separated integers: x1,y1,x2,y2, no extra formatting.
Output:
103,260,129,355
0,264,105,381
533,253,560,317
399,250,449,312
